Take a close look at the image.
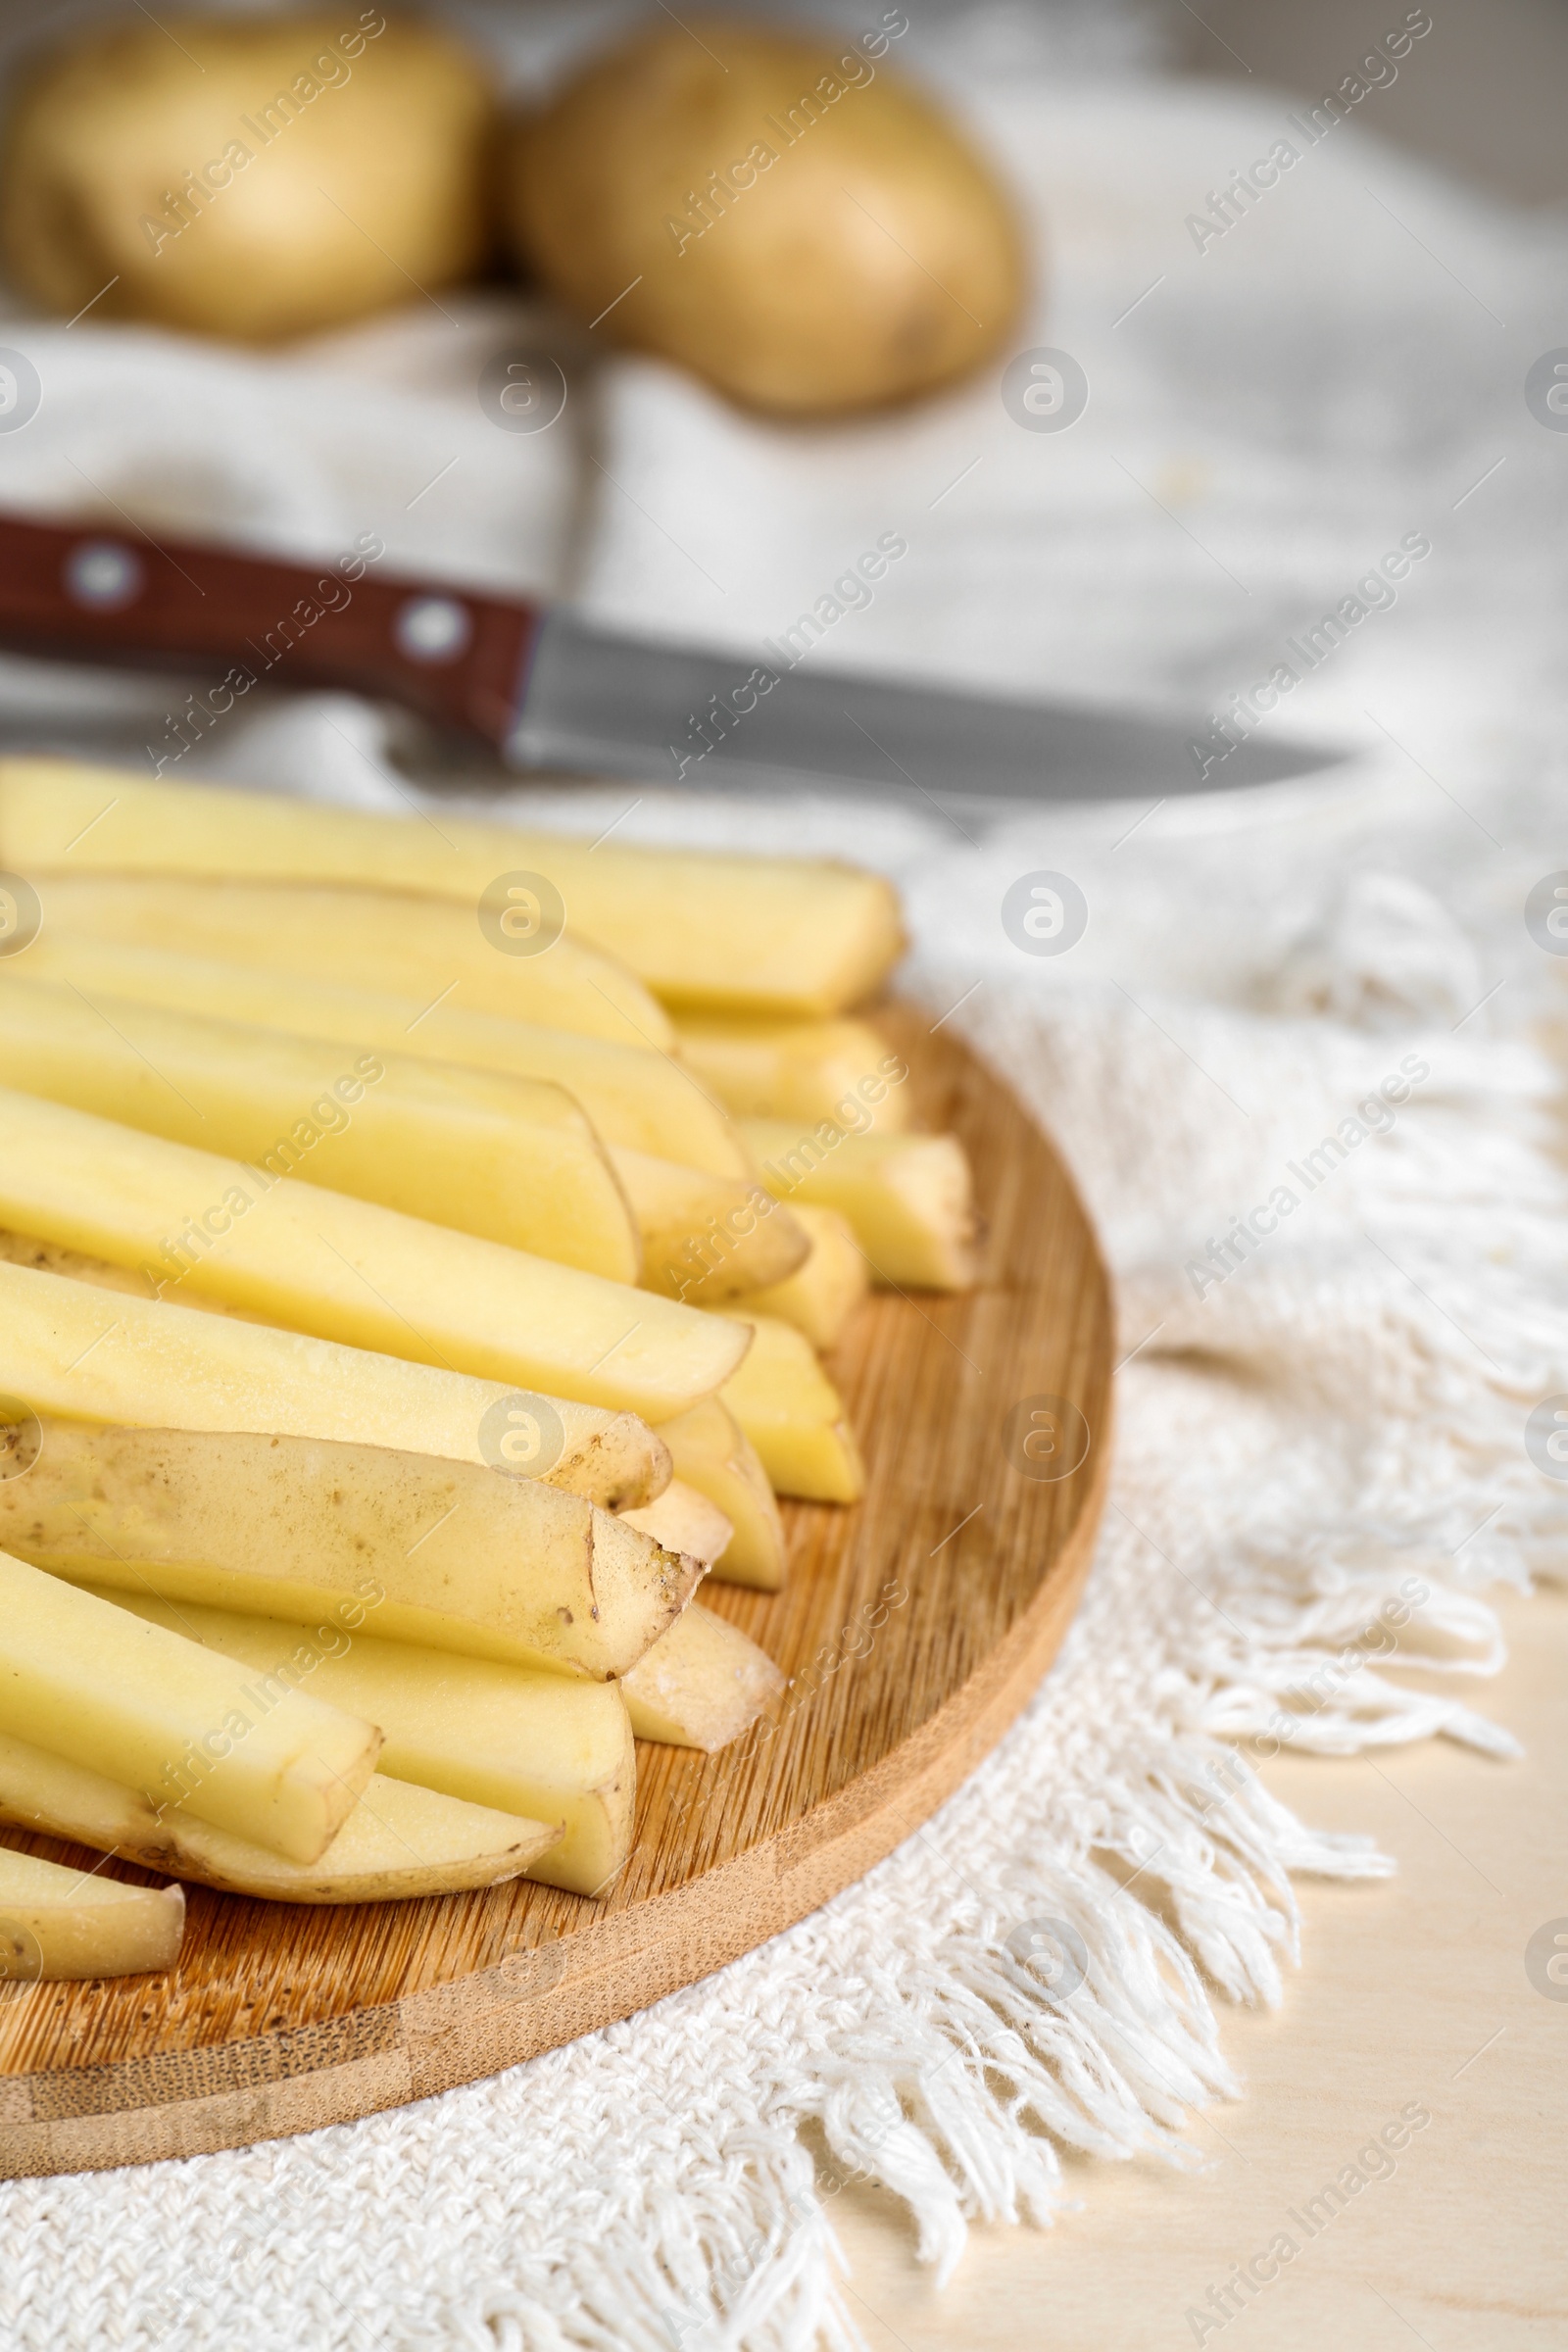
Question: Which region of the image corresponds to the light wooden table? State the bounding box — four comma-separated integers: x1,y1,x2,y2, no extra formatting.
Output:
826,1584,1568,2350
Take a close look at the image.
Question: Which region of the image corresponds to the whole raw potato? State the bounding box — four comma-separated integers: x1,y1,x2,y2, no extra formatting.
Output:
0,10,494,342
504,19,1027,416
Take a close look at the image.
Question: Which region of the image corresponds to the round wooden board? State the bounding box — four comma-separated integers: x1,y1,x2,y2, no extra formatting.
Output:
0,1006,1113,2180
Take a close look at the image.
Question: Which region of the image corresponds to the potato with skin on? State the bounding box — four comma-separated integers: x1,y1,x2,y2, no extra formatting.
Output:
0,1089,750,1422
0,1549,381,1864
0,1422,701,1683
502,21,1026,417
0,12,495,343
29,872,670,1051
0,1257,671,1513
741,1120,977,1292
613,1147,808,1302
0,1846,185,1982
97,1592,633,1899
736,1201,869,1352
658,1396,786,1592
671,1016,912,1133
0,974,643,1282
0,760,907,1018
717,1312,865,1503
0,1731,561,1903
620,1602,783,1750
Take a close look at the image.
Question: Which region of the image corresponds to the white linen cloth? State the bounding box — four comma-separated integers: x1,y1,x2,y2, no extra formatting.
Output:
0,16,1565,2347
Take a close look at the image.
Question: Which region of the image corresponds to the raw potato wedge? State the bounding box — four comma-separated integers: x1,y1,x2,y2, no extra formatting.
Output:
621,1602,784,1750
0,1423,700,1681
172,1780,562,1903
0,1258,670,1511
99,1593,633,1900
718,1314,866,1503
612,1148,808,1303
620,1478,733,1573
0,1731,559,1902
0,1089,748,1421
27,870,671,1050
7,931,751,1177
0,1845,185,1982
741,1121,978,1292
0,974,642,1282
658,1397,787,1592
0,760,906,1015
736,1202,870,1351
0,1549,380,1864
672,1016,912,1132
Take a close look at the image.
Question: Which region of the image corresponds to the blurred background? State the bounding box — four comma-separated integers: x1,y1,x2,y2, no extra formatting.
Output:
0,0,1559,859
1169,0,1568,203
2,0,1563,195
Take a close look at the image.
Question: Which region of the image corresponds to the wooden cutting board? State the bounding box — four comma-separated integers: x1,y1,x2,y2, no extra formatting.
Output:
0,1004,1113,2180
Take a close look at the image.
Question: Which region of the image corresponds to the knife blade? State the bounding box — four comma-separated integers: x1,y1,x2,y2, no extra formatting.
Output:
0,509,1340,800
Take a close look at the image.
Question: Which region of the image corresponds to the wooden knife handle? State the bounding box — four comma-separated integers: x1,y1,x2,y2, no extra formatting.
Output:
0,509,543,751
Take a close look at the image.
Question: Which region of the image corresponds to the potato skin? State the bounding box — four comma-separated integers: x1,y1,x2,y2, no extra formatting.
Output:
0,9,494,342
504,20,1027,416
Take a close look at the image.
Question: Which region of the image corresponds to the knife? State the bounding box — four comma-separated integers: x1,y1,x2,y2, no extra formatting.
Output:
0,509,1338,800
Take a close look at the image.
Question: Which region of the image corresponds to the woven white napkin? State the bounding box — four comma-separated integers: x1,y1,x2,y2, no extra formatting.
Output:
0,24,1566,2351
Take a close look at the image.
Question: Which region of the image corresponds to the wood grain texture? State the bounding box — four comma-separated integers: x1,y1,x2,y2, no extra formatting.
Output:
0,1006,1113,2179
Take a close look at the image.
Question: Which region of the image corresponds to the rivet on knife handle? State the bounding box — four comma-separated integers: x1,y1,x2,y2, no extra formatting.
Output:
0,507,542,753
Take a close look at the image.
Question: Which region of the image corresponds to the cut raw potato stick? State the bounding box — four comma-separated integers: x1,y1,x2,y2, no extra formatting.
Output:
740,1120,978,1292
0,1258,670,1511
672,1016,911,1131
612,1147,808,1303
0,1549,380,1863
0,1423,700,1682
0,1732,560,1903
0,1845,185,1982
0,1224,225,1303
26,869,670,1050
735,1202,870,1351
619,1478,733,1572
0,973,642,1280
8,930,751,1176
620,1601,784,1750
658,1397,787,1592
504,21,1024,417
717,1313,866,1503
0,1088,749,1420
100,1592,633,1899
0,760,906,1014
0,761,904,1019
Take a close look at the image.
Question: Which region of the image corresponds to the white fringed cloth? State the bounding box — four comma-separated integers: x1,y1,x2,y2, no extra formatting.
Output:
0,8,1565,2345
